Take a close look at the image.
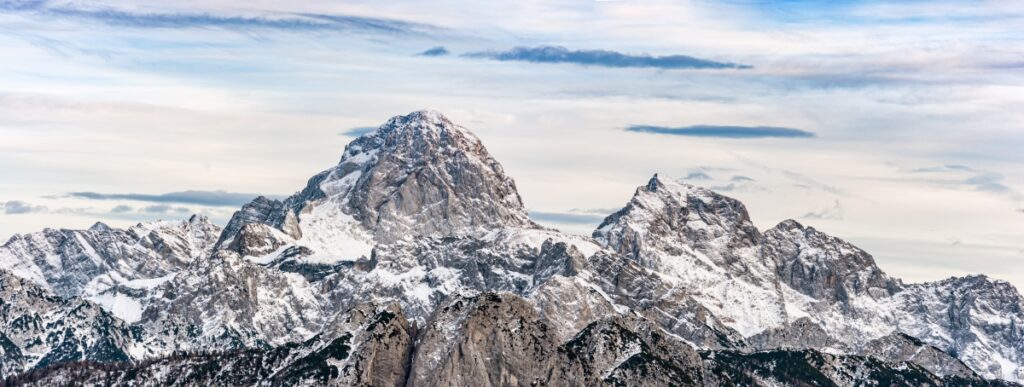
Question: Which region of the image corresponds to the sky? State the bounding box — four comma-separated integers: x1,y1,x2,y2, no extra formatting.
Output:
1,0,1022,289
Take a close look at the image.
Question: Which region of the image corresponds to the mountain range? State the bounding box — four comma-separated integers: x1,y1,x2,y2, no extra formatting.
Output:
1,110,1022,386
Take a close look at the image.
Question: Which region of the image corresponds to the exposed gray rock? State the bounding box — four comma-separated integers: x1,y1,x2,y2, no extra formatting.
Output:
4,302,412,387
549,315,706,386
583,251,746,349
864,332,977,378
763,219,902,304
345,110,536,242
595,174,763,274
746,317,846,352
225,223,293,257
0,215,221,300
408,292,554,387
0,269,135,376
894,275,1024,380
137,250,325,355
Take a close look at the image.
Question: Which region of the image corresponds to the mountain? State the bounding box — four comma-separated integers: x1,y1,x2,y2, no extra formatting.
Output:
595,174,1024,381
1,110,1022,386
0,215,221,324
0,270,136,376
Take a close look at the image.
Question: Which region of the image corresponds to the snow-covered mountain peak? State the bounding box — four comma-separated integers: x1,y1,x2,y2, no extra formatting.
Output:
87,221,113,232
594,174,762,269
218,110,536,264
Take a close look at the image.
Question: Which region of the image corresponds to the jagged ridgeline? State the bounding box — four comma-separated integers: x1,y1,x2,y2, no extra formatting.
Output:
1,110,1022,386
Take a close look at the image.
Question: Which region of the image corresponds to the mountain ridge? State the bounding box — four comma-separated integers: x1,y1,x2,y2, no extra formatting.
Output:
1,110,1022,385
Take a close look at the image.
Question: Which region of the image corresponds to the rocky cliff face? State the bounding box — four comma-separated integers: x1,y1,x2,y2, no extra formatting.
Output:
0,215,221,324
593,175,788,337
2,110,1023,385
0,270,135,377
216,110,535,263
13,292,1016,387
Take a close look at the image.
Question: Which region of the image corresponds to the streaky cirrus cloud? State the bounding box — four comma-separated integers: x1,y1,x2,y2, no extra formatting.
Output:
464,46,751,70
1,1,440,35
626,125,815,139
905,164,1022,201
800,200,844,220
68,190,283,207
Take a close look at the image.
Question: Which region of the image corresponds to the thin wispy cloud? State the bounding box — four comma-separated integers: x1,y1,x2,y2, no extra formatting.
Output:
340,127,378,137
567,208,620,216
800,200,844,220
142,204,190,214
627,125,815,139
910,164,976,173
684,171,713,180
4,1,439,35
110,205,133,213
464,46,751,70
964,173,1018,197
529,210,607,225
68,190,281,207
904,164,1022,201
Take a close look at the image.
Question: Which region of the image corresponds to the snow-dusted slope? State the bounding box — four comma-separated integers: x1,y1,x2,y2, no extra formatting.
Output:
0,215,220,313
0,269,135,376
594,175,787,336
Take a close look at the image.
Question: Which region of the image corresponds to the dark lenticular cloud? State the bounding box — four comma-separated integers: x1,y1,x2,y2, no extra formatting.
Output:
69,190,282,207
626,125,814,139
418,46,449,56
465,46,751,70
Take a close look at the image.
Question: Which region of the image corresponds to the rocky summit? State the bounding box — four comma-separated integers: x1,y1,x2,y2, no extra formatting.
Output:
1,110,1023,386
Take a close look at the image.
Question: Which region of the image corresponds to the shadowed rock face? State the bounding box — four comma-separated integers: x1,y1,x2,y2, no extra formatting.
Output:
747,317,846,352
863,332,978,378
409,293,555,387
345,110,535,242
0,270,135,376
763,219,902,304
217,110,536,251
